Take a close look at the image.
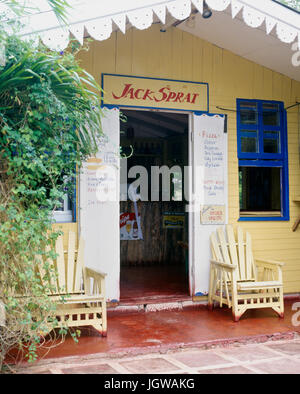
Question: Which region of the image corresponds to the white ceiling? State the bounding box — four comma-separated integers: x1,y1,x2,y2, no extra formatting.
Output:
178,7,300,81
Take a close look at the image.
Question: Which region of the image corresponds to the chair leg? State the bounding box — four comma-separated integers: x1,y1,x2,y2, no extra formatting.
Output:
232,306,247,322
92,301,107,337
233,312,242,322
93,327,106,336
101,301,107,334
231,281,240,322
279,288,284,318
272,306,284,319
93,322,107,337
208,267,215,311
272,288,284,318
276,311,284,319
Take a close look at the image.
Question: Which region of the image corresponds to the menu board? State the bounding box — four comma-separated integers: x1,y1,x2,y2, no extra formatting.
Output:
195,114,226,224
192,113,227,297
201,124,225,204
84,160,118,206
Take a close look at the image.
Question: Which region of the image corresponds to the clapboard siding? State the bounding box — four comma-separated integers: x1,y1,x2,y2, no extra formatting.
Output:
78,24,300,294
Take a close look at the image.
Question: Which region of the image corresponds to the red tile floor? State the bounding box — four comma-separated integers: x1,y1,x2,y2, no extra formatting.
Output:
119,264,189,304
7,296,300,367
72,297,298,353
5,264,300,369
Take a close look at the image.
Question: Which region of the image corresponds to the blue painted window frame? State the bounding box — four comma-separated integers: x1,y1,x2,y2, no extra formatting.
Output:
237,98,289,221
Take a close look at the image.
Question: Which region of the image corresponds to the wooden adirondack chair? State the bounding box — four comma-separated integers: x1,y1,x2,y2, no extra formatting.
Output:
38,230,107,336
208,225,284,322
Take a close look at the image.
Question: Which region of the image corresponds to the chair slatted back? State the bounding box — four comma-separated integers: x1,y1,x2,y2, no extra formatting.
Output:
210,225,256,282
56,235,66,292
74,237,85,293
38,231,84,295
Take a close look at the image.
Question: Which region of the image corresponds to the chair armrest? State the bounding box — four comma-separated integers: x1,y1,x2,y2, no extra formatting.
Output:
255,259,285,269
85,267,107,280
255,259,284,282
210,259,237,271
84,268,106,297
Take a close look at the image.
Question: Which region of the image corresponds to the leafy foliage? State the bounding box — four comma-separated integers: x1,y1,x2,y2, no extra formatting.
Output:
276,0,300,11
0,33,103,371
0,0,71,21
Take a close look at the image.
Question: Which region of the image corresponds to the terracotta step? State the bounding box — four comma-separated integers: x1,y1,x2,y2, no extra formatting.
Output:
108,295,206,315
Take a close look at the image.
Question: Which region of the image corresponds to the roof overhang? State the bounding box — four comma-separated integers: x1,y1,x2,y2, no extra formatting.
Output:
178,5,300,81
4,0,300,81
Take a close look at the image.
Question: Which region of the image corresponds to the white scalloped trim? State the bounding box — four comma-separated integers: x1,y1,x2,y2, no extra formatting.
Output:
69,23,84,45
265,16,277,35
242,6,265,29
127,8,153,30
17,0,300,51
40,28,70,52
192,0,203,14
206,0,230,12
167,0,192,20
112,14,127,35
276,21,298,44
153,5,167,24
86,17,112,41
231,0,243,18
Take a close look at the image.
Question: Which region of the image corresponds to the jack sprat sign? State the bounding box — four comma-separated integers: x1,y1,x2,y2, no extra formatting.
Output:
102,74,209,112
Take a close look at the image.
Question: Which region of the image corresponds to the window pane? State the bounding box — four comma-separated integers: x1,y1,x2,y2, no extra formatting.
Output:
263,111,279,126
239,166,281,212
263,103,279,111
264,138,279,154
241,101,257,109
240,102,258,125
262,103,280,126
242,129,257,133
240,110,257,125
241,137,257,153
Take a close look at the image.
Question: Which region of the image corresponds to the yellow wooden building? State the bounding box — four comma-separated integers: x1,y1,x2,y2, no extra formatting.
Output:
24,0,300,304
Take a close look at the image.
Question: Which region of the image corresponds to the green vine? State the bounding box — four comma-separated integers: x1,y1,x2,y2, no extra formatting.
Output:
0,33,104,371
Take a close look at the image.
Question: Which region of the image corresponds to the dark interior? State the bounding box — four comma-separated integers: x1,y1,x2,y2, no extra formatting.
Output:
120,109,189,301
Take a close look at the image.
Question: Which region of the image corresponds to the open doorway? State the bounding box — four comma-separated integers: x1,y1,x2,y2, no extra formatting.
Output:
119,109,190,303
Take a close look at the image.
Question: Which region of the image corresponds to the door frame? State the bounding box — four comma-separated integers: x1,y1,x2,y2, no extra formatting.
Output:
118,106,194,296
190,112,228,297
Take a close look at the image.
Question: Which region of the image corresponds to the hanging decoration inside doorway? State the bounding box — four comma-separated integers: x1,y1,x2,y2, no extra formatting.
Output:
120,184,143,240
120,212,142,240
